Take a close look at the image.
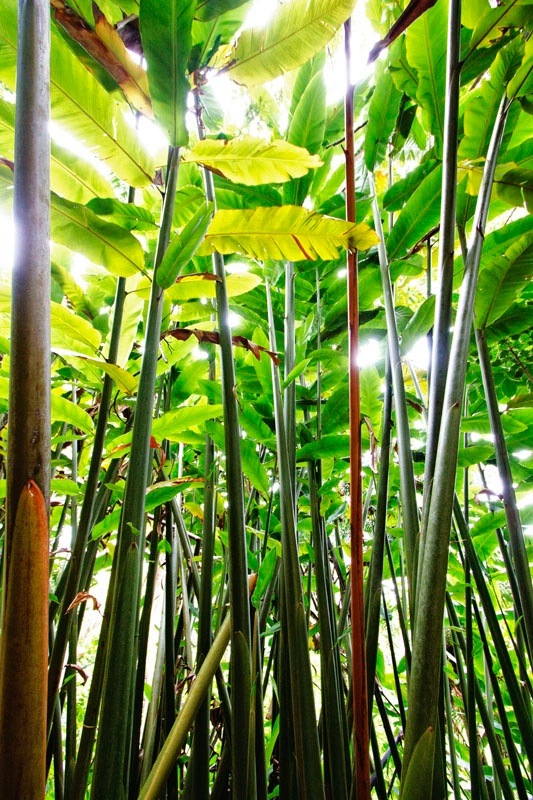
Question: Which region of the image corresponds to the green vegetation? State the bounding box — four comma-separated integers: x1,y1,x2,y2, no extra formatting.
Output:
0,0,531,798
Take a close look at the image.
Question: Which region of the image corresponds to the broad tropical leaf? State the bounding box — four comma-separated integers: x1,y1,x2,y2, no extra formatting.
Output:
200,206,378,261
365,60,403,170
475,232,533,328
224,0,356,86
467,0,532,55
368,0,438,63
183,137,322,186
404,0,447,154
0,96,114,204
140,0,196,146
51,193,145,277
386,165,442,259
51,302,102,356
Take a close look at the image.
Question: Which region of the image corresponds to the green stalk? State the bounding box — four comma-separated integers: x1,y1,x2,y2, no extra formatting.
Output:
138,612,232,800
365,353,392,710
401,95,511,795
475,327,533,665
266,282,325,800
344,20,370,797
194,91,253,800
422,0,462,518
47,275,127,731
90,146,180,800
369,174,419,603
0,2,50,795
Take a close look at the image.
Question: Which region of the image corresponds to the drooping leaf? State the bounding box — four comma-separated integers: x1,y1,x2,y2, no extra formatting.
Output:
475,233,533,328
0,7,158,185
404,0,447,154
0,377,93,432
67,355,138,394
51,193,145,277
0,97,114,204
156,201,214,289
161,327,280,364
190,2,251,71
401,295,436,355
52,0,152,115
365,60,403,171
51,302,102,356
200,206,379,261
225,0,356,87
140,0,196,147
383,159,438,212
183,138,322,187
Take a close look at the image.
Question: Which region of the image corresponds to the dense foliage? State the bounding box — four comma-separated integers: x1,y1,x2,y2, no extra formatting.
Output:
0,0,532,798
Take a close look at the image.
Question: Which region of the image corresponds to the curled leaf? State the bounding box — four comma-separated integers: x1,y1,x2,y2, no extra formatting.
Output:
161,327,280,365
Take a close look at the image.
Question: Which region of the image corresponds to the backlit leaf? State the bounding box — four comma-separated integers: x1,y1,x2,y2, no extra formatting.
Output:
183,137,322,186
200,206,378,261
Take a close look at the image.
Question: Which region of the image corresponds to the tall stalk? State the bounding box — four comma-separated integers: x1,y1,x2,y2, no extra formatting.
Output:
422,0,462,519
475,328,533,665
194,89,253,800
90,146,180,800
344,19,370,798
401,95,511,796
0,2,50,796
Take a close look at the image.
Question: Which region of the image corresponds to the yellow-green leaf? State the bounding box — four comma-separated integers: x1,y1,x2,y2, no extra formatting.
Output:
224,0,356,87
199,206,379,261
183,137,322,186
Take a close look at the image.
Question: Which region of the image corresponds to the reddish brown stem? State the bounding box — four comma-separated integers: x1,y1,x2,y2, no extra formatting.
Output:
344,17,370,800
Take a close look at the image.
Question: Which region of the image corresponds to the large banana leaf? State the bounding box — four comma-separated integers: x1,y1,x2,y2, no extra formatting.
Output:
200,206,378,261
140,0,196,147
183,137,322,186
50,193,145,277
404,0,447,155
0,96,114,204
365,60,403,171
190,3,250,72
475,232,533,328
386,165,442,259
225,0,356,86
467,0,532,56
0,5,158,186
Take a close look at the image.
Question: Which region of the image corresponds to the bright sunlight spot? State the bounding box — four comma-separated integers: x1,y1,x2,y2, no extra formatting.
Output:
358,338,382,367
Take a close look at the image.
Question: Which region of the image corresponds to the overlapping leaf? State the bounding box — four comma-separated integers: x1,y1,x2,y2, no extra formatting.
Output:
200,206,379,261
183,137,322,186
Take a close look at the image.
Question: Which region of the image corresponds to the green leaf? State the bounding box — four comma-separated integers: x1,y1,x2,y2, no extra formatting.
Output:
86,198,157,231
296,435,350,462
183,137,322,186
476,233,533,328
225,0,356,87
190,3,251,71
383,159,438,212
152,404,224,440
387,165,442,259
252,545,278,608
50,393,94,434
365,61,403,171
405,0,447,154
51,193,145,277
156,201,214,289
467,0,532,55
51,302,102,356
140,0,196,147
200,206,379,261
68,356,138,395
401,296,435,355
166,270,261,302
457,444,495,468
